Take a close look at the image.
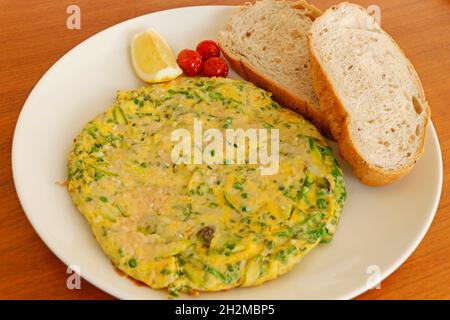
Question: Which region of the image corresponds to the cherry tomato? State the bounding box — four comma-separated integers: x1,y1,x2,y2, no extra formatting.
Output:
196,40,221,60
202,57,229,77
177,49,203,76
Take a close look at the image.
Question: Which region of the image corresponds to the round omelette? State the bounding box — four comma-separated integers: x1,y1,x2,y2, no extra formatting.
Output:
68,77,346,296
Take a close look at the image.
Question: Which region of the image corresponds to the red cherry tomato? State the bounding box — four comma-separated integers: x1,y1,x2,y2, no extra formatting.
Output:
177,49,203,76
203,57,229,77
196,40,221,60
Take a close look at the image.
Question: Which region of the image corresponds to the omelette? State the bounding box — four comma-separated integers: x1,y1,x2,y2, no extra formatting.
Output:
67,77,346,296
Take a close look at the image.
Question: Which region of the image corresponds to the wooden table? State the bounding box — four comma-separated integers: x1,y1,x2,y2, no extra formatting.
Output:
0,0,448,300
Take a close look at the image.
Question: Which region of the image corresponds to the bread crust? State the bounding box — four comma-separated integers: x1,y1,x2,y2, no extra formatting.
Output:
220,45,326,132
308,27,430,186
291,0,322,20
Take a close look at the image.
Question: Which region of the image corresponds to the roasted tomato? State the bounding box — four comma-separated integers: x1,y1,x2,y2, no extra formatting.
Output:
177,49,203,76
202,57,228,77
196,40,221,60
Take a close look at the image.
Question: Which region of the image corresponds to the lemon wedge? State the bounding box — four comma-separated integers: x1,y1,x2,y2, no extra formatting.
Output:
130,29,182,83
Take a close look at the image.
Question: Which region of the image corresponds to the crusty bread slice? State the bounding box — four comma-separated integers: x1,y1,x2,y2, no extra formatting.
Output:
218,0,326,131
309,2,430,185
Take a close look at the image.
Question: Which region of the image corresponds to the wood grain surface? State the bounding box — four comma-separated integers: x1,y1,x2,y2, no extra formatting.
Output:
0,0,448,300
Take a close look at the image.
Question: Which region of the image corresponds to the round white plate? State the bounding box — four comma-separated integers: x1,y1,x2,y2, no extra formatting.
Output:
12,6,443,300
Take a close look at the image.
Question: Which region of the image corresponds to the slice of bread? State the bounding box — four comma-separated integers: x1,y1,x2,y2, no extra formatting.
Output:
218,0,325,130
309,2,430,185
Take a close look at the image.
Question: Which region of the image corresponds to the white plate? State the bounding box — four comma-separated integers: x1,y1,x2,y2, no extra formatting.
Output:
12,6,443,300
